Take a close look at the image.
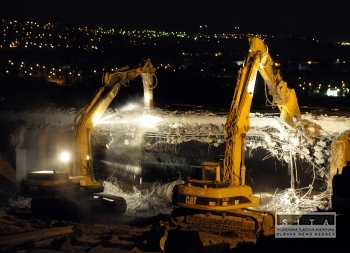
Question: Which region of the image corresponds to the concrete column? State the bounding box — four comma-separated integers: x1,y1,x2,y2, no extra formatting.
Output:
141,73,154,109
16,148,27,182
39,129,49,171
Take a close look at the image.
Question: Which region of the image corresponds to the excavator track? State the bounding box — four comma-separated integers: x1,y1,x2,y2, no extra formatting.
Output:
171,207,275,240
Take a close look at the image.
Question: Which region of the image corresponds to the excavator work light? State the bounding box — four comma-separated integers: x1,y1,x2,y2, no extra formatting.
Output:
59,151,70,163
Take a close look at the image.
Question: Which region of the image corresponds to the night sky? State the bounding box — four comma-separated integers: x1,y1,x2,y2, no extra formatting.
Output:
1,0,350,41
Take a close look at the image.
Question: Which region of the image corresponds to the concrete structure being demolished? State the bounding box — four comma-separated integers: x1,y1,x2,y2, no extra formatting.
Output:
1,105,350,212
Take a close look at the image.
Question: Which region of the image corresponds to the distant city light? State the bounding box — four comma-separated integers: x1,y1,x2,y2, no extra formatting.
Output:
1,17,350,93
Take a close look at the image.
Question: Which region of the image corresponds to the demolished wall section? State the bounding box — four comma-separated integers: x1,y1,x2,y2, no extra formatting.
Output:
1,107,350,211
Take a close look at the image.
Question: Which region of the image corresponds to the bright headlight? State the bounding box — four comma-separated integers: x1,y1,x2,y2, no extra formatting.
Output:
59,151,70,163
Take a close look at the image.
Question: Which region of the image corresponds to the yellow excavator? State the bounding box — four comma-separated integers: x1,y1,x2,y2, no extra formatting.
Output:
331,131,350,210
170,36,302,237
20,59,157,217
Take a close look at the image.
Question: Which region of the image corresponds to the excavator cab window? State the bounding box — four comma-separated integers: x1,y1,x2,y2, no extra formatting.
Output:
201,162,221,182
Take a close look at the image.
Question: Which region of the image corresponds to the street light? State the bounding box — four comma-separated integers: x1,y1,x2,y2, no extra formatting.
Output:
42,66,46,78
36,64,40,77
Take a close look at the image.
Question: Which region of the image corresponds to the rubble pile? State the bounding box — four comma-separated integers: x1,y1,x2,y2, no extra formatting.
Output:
257,187,330,213
102,177,181,215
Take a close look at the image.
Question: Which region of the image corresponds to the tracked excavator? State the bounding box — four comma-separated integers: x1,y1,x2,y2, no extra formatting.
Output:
20,59,157,217
170,36,302,238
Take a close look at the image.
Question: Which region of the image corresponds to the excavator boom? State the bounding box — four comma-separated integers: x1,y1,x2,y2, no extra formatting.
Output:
72,59,156,181
224,37,301,186
249,37,301,127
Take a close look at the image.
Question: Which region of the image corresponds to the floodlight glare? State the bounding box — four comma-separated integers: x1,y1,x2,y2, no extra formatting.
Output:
59,151,70,163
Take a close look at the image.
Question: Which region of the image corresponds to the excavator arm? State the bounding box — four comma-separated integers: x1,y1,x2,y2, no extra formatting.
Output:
223,36,301,186
249,37,301,127
72,59,156,184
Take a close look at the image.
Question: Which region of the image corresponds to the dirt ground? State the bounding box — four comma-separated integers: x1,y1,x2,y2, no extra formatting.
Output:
0,180,250,252
1,193,349,253
0,172,347,253
0,200,246,253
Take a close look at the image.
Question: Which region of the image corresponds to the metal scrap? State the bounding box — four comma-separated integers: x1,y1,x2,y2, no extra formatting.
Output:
0,226,74,247
257,187,331,213
103,178,181,215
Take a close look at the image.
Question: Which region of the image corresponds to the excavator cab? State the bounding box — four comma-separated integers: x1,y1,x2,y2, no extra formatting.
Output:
332,161,350,210
201,161,221,182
